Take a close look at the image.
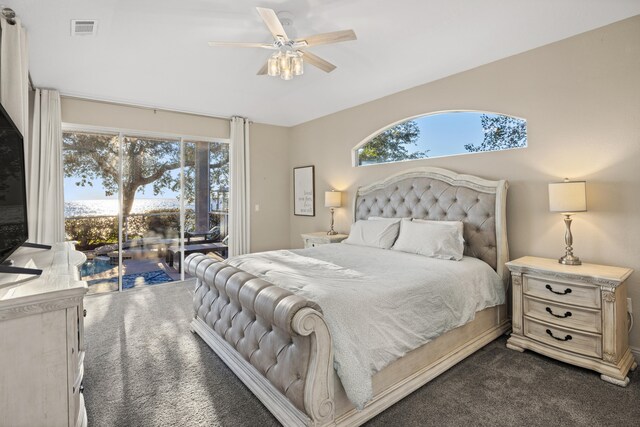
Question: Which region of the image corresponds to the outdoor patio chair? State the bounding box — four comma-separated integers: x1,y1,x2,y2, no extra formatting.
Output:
185,226,221,244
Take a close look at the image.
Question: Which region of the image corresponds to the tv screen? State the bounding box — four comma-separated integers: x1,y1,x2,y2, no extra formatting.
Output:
0,103,28,264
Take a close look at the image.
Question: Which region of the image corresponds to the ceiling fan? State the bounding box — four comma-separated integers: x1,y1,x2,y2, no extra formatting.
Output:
208,7,357,80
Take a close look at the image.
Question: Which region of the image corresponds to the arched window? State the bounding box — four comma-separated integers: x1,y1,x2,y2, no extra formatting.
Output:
354,111,527,166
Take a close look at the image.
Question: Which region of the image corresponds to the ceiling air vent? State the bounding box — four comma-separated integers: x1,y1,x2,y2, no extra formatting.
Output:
71,20,97,36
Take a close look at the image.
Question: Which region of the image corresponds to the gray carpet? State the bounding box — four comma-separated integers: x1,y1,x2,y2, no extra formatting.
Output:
84,281,639,427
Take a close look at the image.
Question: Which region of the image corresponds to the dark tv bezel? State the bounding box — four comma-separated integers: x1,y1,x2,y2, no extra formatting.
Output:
0,102,29,265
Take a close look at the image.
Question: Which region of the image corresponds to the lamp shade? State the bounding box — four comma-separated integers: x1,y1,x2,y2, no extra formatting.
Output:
324,191,342,208
548,180,586,213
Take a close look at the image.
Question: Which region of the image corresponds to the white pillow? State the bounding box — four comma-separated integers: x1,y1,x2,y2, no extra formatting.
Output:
392,220,464,260
413,219,463,229
342,219,400,249
367,216,411,224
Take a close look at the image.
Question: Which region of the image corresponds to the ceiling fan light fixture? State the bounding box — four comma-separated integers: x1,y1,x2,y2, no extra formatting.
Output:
278,53,290,71
209,7,356,81
292,55,303,76
267,55,279,76
280,66,293,80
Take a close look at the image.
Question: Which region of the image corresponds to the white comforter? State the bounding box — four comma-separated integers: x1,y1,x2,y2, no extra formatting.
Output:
226,243,505,409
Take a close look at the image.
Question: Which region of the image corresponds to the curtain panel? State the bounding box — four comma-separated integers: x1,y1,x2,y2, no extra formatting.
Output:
229,116,251,256
28,89,64,244
0,16,29,141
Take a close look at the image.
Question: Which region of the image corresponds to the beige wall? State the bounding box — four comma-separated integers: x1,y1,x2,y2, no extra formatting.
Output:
289,17,640,348
61,97,291,252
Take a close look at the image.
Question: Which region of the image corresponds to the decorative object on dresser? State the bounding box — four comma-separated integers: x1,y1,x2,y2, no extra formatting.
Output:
506,256,636,386
293,165,315,216
548,179,587,265
324,190,342,235
301,231,348,248
0,242,88,426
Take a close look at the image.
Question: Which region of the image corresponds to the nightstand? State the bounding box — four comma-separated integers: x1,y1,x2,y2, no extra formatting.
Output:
301,232,348,248
506,256,636,386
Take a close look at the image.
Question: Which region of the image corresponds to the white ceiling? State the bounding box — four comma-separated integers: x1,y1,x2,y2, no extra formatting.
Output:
5,0,640,126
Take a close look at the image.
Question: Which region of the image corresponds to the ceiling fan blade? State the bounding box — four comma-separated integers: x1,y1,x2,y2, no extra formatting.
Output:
257,62,268,75
298,30,357,47
208,41,273,49
302,51,336,73
256,7,288,41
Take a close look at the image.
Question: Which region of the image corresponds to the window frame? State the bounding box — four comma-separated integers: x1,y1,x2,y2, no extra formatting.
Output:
351,110,527,167
61,123,229,288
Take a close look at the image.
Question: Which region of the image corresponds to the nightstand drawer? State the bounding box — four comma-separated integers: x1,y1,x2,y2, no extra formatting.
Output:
523,295,601,334
523,275,600,309
524,318,602,359
301,232,348,249
304,239,325,248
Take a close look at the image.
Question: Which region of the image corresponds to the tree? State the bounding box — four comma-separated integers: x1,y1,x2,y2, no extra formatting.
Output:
464,114,527,153
358,120,428,165
63,133,229,217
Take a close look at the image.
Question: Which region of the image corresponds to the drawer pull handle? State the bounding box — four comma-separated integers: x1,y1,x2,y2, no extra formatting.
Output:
546,329,572,342
83,309,87,318
545,284,572,295
545,307,572,318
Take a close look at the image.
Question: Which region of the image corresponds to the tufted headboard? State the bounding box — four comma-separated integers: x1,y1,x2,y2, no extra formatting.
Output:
354,167,509,283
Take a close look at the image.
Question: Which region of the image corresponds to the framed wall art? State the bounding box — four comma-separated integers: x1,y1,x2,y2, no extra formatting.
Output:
293,165,315,216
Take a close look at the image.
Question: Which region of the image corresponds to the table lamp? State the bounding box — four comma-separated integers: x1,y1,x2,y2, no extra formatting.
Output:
548,179,587,265
324,190,342,235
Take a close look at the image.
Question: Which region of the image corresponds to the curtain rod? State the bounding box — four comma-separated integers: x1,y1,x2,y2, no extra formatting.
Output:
1,7,33,91
1,8,16,25
60,94,233,122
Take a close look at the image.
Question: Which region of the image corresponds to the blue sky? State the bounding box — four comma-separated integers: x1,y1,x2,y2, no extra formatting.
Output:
409,111,489,158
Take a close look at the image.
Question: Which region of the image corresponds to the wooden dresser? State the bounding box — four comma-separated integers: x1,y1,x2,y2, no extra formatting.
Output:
506,256,636,386
0,242,88,426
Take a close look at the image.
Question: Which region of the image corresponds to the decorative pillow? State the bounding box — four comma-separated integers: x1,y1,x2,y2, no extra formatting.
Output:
392,220,464,260
342,219,400,249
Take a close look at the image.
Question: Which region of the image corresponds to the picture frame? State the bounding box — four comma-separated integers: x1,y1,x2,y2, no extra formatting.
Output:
293,165,315,216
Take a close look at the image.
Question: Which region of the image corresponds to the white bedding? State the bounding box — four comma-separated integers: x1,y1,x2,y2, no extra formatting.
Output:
226,243,505,409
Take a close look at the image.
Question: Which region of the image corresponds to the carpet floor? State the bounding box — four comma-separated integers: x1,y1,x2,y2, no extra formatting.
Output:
84,280,640,427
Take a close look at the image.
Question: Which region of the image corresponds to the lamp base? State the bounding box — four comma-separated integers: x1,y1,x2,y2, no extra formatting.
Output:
558,214,582,265
559,254,581,266
327,208,337,235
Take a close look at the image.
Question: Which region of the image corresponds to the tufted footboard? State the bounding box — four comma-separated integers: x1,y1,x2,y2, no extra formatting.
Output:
185,254,335,426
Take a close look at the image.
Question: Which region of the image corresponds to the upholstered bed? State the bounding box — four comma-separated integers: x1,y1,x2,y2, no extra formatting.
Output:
185,167,510,426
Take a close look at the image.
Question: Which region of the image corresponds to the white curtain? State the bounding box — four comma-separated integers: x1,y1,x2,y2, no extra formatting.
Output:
0,16,29,143
27,89,64,244
228,116,251,256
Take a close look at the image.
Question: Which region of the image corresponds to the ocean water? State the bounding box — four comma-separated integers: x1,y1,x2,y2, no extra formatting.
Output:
65,198,185,217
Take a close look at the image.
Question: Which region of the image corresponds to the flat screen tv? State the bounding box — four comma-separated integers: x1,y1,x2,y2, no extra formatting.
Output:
0,102,29,264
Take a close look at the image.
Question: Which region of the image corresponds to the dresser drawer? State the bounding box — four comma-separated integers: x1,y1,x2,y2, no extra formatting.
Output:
523,295,602,334
524,318,602,359
523,275,600,309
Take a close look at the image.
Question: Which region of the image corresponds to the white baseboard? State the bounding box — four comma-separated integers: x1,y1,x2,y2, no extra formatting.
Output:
631,346,640,360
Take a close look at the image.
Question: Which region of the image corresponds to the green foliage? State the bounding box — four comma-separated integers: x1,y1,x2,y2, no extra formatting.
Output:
64,216,119,249
63,133,229,216
65,209,228,251
358,120,428,165
464,114,527,153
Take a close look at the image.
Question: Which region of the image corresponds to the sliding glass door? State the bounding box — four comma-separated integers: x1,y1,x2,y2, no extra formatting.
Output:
120,135,181,289
63,129,228,294
63,131,121,292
